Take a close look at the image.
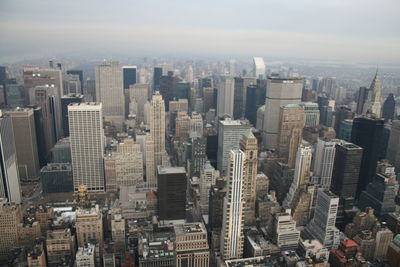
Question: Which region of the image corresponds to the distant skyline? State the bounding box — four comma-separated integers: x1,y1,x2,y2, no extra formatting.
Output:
1,0,400,64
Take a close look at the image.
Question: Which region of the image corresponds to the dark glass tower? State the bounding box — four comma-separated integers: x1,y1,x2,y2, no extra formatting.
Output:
382,93,396,121
245,84,258,125
61,94,84,137
153,67,162,92
0,66,6,86
351,117,384,197
122,66,137,90
356,87,368,115
66,70,83,94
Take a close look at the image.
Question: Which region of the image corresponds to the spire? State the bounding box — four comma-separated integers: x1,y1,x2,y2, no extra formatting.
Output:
369,69,381,93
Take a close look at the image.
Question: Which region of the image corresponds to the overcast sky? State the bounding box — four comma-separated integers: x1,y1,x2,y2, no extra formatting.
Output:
1,0,399,64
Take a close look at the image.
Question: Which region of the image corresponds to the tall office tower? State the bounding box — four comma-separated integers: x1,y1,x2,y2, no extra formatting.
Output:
66,70,83,94
382,93,396,121
190,137,207,178
358,161,398,217
318,77,337,96
0,200,21,260
330,142,363,210
203,87,214,113
374,225,393,260
233,77,255,119
5,108,40,181
253,57,266,78
160,75,181,111
144,133,156,188
122,66,137,90
240,131,258,226
351,117,384,196
23,67,55,104
153,67,163,92
304,190,340,249
273,209,300,251
313,138,341,189
4,84,25,107
189,112,203,138
0,113,21,204
245,85,259,126
76,205,104,249
362,71,382,116
149,92,166,170
68,103,105,192
0,66,6,86
338,119,353,141
95,61,125,128
199,161,219,215
27,106,47,167
86,78,96,101
217,75,235,117
174,223,210,267
300,102,320,127
356,86,368,115
61,94,84,137
263,77,303,149
64,74,82,95
217,119,250,174
157,166,187,220
284,144,312,208
220,150,245,260
387,120,400,171
33,86,56,155
334,106,354,135
175,111,190,141
129,83,149,122
46,229,74,267
277,104,305,167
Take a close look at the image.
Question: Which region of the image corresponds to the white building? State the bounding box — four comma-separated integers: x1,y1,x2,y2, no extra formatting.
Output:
220,149,245,260
76,243,96,267
68,103,105,192
362,71,382,117
217,75,235,117
253,57,266,78
273,209,300,250
95,61,125,128
263,77,303,149
304,189,340,249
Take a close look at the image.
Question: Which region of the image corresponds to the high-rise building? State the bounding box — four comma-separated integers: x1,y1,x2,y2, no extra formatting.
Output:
66,70,83,94
0,112,21,204
157,166,187,220
334,106,354,135
76,205,104,249
190,137,207,178
244,84,260,126
217,75,235,117
351,117,384,196
217,119,250,174
233,77,255,119
174,223,209,267
330,142,363,210
374,225,393,260
263,77,303,149
64,74,82,95
149,92,166,172
122,66,137,89
362,71,382,117
128,83,149,122
68,103,105,192
153,67,163,92
382,93,396,121
203,87,214,113
144,133,156,188
5,108,40,181
240,131,258,226
253,57,266,78
199,161,218,215
61,93,84,137
338,119,353,141
277,104,305,167
356,87,368,115
387,120,400,172
86,78,96,101
313,138,341,189
40,163,73,194
304,189,340,249
0,66,6,86
4,84,25,107
111,213,125,252
0,200,22,260
273,209,300,251
95,61,124,128
300,102,320,127
220,149,245,260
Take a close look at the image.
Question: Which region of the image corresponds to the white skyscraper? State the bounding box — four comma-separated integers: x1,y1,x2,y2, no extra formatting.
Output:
313,138,342,189
362,71,382,117
68,103,105,192
253,57,266,78
220,149,245,260
305,189,340,249
149,92,166,172
217,75,235,117
263,77,303,149
95,61,125,128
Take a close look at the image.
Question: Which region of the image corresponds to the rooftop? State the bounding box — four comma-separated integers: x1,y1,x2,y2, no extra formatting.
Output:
174,222,206,235
157,166,186,174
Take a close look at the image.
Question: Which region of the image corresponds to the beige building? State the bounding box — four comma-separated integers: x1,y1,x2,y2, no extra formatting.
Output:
76,243,96,267
5,108,40,181
46,228,75,267
169,98,189,113
277,104,305,167
129,83,149,122
111,213,126,253
27,241,47,267
175,111,190,141
76,205,104,249
174,222,209,267
202,87,214,113
144,133,156,188
199,161,219,215
18,221,41,248
0,199,22,260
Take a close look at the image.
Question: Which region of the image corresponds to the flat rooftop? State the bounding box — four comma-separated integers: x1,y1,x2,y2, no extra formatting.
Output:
174,222,206,235
157,166,186,174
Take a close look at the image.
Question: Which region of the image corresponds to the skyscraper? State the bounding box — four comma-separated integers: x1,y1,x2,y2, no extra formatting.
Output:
253,57,266,78
149,92,166,172
382,93,396,121
356,87,368,115
217,75,235,117
0,112,21,204
313,138,341,189
153,67,163,92
240,131,258,226
220,149,245,260
300,102,320,127
122,66,137,89
351,117,384,197
263,77,303,149
95,61,125,128
199,161,218,215
66,70,83,94
387,120,400,172
129,83,149,123
362,71,382,117
68,103,105,192
233,77,255,119
61,94,84,137
4,84,25,107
